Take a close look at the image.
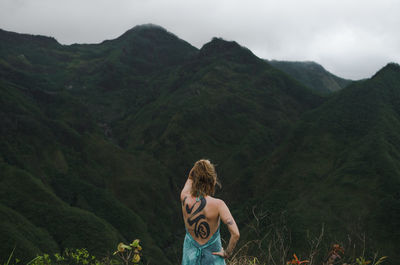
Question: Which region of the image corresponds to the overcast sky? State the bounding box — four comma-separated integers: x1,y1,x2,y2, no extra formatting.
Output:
0,0,399,79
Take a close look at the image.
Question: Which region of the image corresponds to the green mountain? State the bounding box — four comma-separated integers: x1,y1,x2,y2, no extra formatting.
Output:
0,24,399,264
251,62,400,260
113,37,323,195
268,60,352,94
0,25,198,264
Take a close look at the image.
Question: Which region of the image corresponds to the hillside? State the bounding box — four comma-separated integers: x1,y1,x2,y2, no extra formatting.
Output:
0,72,175,264
0,25,199,264
269,60,352,94
251,63,400,260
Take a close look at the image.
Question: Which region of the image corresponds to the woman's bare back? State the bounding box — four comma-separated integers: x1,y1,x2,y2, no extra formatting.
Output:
180,159,240,261
182,195,221,245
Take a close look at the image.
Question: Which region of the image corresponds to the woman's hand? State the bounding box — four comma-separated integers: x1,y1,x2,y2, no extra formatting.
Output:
212,248,229,259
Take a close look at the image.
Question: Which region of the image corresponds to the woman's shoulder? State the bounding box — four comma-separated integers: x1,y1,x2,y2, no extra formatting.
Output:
206,196,225,206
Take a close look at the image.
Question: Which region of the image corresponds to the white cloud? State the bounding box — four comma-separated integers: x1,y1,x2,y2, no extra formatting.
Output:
0,0,399,79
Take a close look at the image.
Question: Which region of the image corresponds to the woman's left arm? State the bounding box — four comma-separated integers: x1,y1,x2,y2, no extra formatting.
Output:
213,200,240,259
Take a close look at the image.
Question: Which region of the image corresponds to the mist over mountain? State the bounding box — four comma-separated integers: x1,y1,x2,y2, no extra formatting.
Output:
0,24,399,264
268,60,353,94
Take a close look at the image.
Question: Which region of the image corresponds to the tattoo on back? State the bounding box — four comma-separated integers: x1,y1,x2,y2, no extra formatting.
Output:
184,197,210,239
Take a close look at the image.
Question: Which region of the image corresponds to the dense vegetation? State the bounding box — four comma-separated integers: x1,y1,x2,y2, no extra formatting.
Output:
0,24,399,264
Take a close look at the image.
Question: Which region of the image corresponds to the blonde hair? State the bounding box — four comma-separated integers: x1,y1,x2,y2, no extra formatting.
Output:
190,159,221,197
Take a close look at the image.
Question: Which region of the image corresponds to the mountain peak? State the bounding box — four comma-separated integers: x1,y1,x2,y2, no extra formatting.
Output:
200,38,244,55
117,23,174,41
199,37,260,63
371,62,400,79
202,37,241,51
380,62,400,72
99,24,197,70
127,23,167,33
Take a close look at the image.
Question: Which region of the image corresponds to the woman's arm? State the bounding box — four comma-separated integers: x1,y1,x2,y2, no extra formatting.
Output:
213,200,240,258
180,170,193,202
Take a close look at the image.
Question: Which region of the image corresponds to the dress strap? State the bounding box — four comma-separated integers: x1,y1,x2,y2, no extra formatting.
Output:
195,194,203,202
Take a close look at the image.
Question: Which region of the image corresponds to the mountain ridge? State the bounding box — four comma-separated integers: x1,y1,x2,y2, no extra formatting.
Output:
0,28,59,46
268,60,353,94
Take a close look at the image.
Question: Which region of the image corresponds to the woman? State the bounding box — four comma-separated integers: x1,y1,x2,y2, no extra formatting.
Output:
181,159,240,265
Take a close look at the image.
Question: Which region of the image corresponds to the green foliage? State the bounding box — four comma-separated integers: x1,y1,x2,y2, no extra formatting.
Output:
2,247,15,265
0,202,58,261
355,256,388,265
29,249,101,265
113,240,143,265
3,241,144,265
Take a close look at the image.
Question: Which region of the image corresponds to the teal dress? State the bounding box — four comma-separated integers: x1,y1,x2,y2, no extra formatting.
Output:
181,226,226,265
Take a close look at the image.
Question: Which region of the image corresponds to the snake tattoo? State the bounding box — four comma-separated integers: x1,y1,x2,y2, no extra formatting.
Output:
185,197,210,239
